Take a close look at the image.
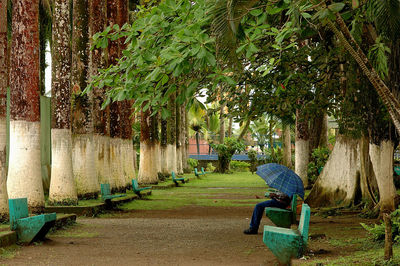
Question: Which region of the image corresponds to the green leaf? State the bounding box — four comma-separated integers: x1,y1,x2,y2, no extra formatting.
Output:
250,9,263,16
328,3,345,13
161,108,171,119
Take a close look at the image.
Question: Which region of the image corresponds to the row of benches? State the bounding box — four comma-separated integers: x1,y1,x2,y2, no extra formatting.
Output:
11,169,205,245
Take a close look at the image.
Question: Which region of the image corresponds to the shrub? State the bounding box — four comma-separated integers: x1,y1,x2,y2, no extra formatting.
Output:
361,208,400,243
187,158,198,168
230,161,250,172
206,162,216,172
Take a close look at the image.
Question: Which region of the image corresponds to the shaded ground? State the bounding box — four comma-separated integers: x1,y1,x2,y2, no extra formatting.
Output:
0,172,390,265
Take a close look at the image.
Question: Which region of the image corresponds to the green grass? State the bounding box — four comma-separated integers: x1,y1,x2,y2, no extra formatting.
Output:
303,244,400,265
0,245,20,259
117,172,267,211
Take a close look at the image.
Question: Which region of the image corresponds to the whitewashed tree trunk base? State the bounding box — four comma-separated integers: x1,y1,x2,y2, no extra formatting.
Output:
166,144,177,173
72,133,99,199
0,118,8,219
110,137,125,192
49,129,78,205
7,121,44,212
94,134,111,186
306,136,360,207
138,142,159,184
160,145,169,175
295,139,309,188
176,146,183,174
370,141,396,213
122,138,135,189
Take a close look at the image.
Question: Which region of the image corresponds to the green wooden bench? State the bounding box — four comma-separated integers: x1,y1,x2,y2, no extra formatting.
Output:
265,195,298,228
394,166,400,176
201,167,208,175
194,168,205,177
132,179,151,195
263,203,311,265
100,183,125,201
9,198,57,244
172,171,186,185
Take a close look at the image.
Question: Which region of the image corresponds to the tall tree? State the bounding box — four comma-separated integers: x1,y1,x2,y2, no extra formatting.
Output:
176,100,183,174
49,0,78,205
118,0,135,189
71,0,98,199
0,0,8,219
90,0,111,188
166,92,177,173
7,0,44,212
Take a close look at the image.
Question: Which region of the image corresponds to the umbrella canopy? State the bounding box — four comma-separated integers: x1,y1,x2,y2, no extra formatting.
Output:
256,163,305,199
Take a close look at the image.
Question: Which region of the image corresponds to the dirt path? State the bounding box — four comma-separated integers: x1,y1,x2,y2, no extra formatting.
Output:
0,206,281,266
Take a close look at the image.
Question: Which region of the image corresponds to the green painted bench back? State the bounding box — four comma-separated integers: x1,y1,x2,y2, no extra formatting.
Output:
201,167,205,174
194,168,199,175
172,171,177,180
132,179,139,190
395,166,400,176
9,198,29,230
100,183,111,197
298,203,311,245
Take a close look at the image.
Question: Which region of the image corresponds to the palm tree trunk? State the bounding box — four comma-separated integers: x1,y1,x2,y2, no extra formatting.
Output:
167,92,177,173
0,0,8,219
49,0,78,205
8,0,45,212
72,0,98,199
138,106,159,184
90,0,111,189
326,17,400,134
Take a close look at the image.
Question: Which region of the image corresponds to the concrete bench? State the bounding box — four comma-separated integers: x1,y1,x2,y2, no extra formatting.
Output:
132,179,151,195
100,183,125,201
263,203,310,265
265,195,298,228
172,171,186,186
194,168,205,177
9,198,56,244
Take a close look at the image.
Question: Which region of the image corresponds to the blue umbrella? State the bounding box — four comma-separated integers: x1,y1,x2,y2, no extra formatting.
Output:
256,163,305,199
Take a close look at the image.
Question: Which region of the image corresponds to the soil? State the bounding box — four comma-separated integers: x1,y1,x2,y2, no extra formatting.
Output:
0,195,373,265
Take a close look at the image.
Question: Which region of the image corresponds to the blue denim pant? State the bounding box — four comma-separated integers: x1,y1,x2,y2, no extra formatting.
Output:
249,198,287,231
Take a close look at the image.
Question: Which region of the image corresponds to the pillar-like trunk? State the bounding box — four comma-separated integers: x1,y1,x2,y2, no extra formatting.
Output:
49,0,78,205
176,102,183,174
72,0,98,199
0,0,8,219
295,108,309,187
90,0,111,188
181,104,188,172
306,136,360,207
118,0,134,189
8,0,44,212
370,141,396,213
282,124,292,168
160,118,168,175
138,107,159,183
167,93,177,173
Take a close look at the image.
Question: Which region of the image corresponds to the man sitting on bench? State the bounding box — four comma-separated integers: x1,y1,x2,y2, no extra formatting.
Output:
243,191,291,235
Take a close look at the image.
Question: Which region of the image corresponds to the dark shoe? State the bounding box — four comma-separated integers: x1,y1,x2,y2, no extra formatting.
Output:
243,228,258,235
